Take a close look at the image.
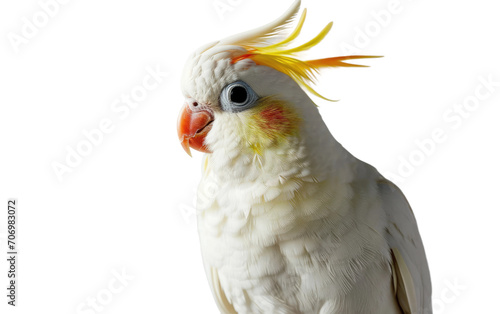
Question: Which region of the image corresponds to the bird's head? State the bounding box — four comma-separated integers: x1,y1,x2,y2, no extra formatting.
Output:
177,0,378,162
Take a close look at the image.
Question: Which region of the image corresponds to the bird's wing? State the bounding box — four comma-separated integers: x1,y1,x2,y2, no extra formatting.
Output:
205,266,237,314
377,179,432,314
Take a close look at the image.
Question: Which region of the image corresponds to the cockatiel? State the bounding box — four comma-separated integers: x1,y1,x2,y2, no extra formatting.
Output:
177,1,432,313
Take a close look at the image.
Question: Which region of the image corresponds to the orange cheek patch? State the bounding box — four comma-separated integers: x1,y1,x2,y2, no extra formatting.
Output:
242,97,301,153
257,106,294,134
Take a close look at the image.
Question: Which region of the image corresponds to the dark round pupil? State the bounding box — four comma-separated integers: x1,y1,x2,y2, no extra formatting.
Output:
230,86,248,103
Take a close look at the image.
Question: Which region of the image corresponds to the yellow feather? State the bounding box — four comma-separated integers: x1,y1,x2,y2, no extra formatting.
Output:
262,9,307,50
265,21,332,55
230,7,380,101
240,97,301,152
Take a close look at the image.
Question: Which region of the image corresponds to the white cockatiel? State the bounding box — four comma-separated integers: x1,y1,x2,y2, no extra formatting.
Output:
177,1,432,313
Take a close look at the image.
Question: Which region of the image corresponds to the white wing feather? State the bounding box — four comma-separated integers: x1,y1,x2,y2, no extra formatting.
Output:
207,267,237,314
378,179,433,313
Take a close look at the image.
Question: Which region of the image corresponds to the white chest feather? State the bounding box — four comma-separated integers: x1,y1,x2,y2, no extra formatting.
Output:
196,145,400,313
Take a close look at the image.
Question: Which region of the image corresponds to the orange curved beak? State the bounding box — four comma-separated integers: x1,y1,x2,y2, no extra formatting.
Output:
177,103,214,156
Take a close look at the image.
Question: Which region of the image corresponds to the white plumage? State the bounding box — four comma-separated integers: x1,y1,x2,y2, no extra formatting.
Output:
179,1,432,313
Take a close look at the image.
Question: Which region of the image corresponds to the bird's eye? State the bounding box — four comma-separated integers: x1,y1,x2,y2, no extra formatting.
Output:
220,81,258,112
230,86,248,103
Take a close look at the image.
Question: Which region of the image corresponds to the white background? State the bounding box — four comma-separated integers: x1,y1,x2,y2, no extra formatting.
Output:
1,0,499,313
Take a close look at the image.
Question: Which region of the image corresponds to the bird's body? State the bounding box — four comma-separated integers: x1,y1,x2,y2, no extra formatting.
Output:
196,75,430,313
177,1,432,313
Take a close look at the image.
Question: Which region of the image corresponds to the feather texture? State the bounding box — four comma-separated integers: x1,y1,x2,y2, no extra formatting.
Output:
219,0,301,47
181,2,432,313
225,1,381,101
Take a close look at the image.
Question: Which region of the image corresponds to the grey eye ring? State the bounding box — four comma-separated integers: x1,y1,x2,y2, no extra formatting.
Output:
220,80,259,112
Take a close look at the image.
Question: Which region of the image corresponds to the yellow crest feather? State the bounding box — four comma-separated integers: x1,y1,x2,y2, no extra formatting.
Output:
230,2,381,101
